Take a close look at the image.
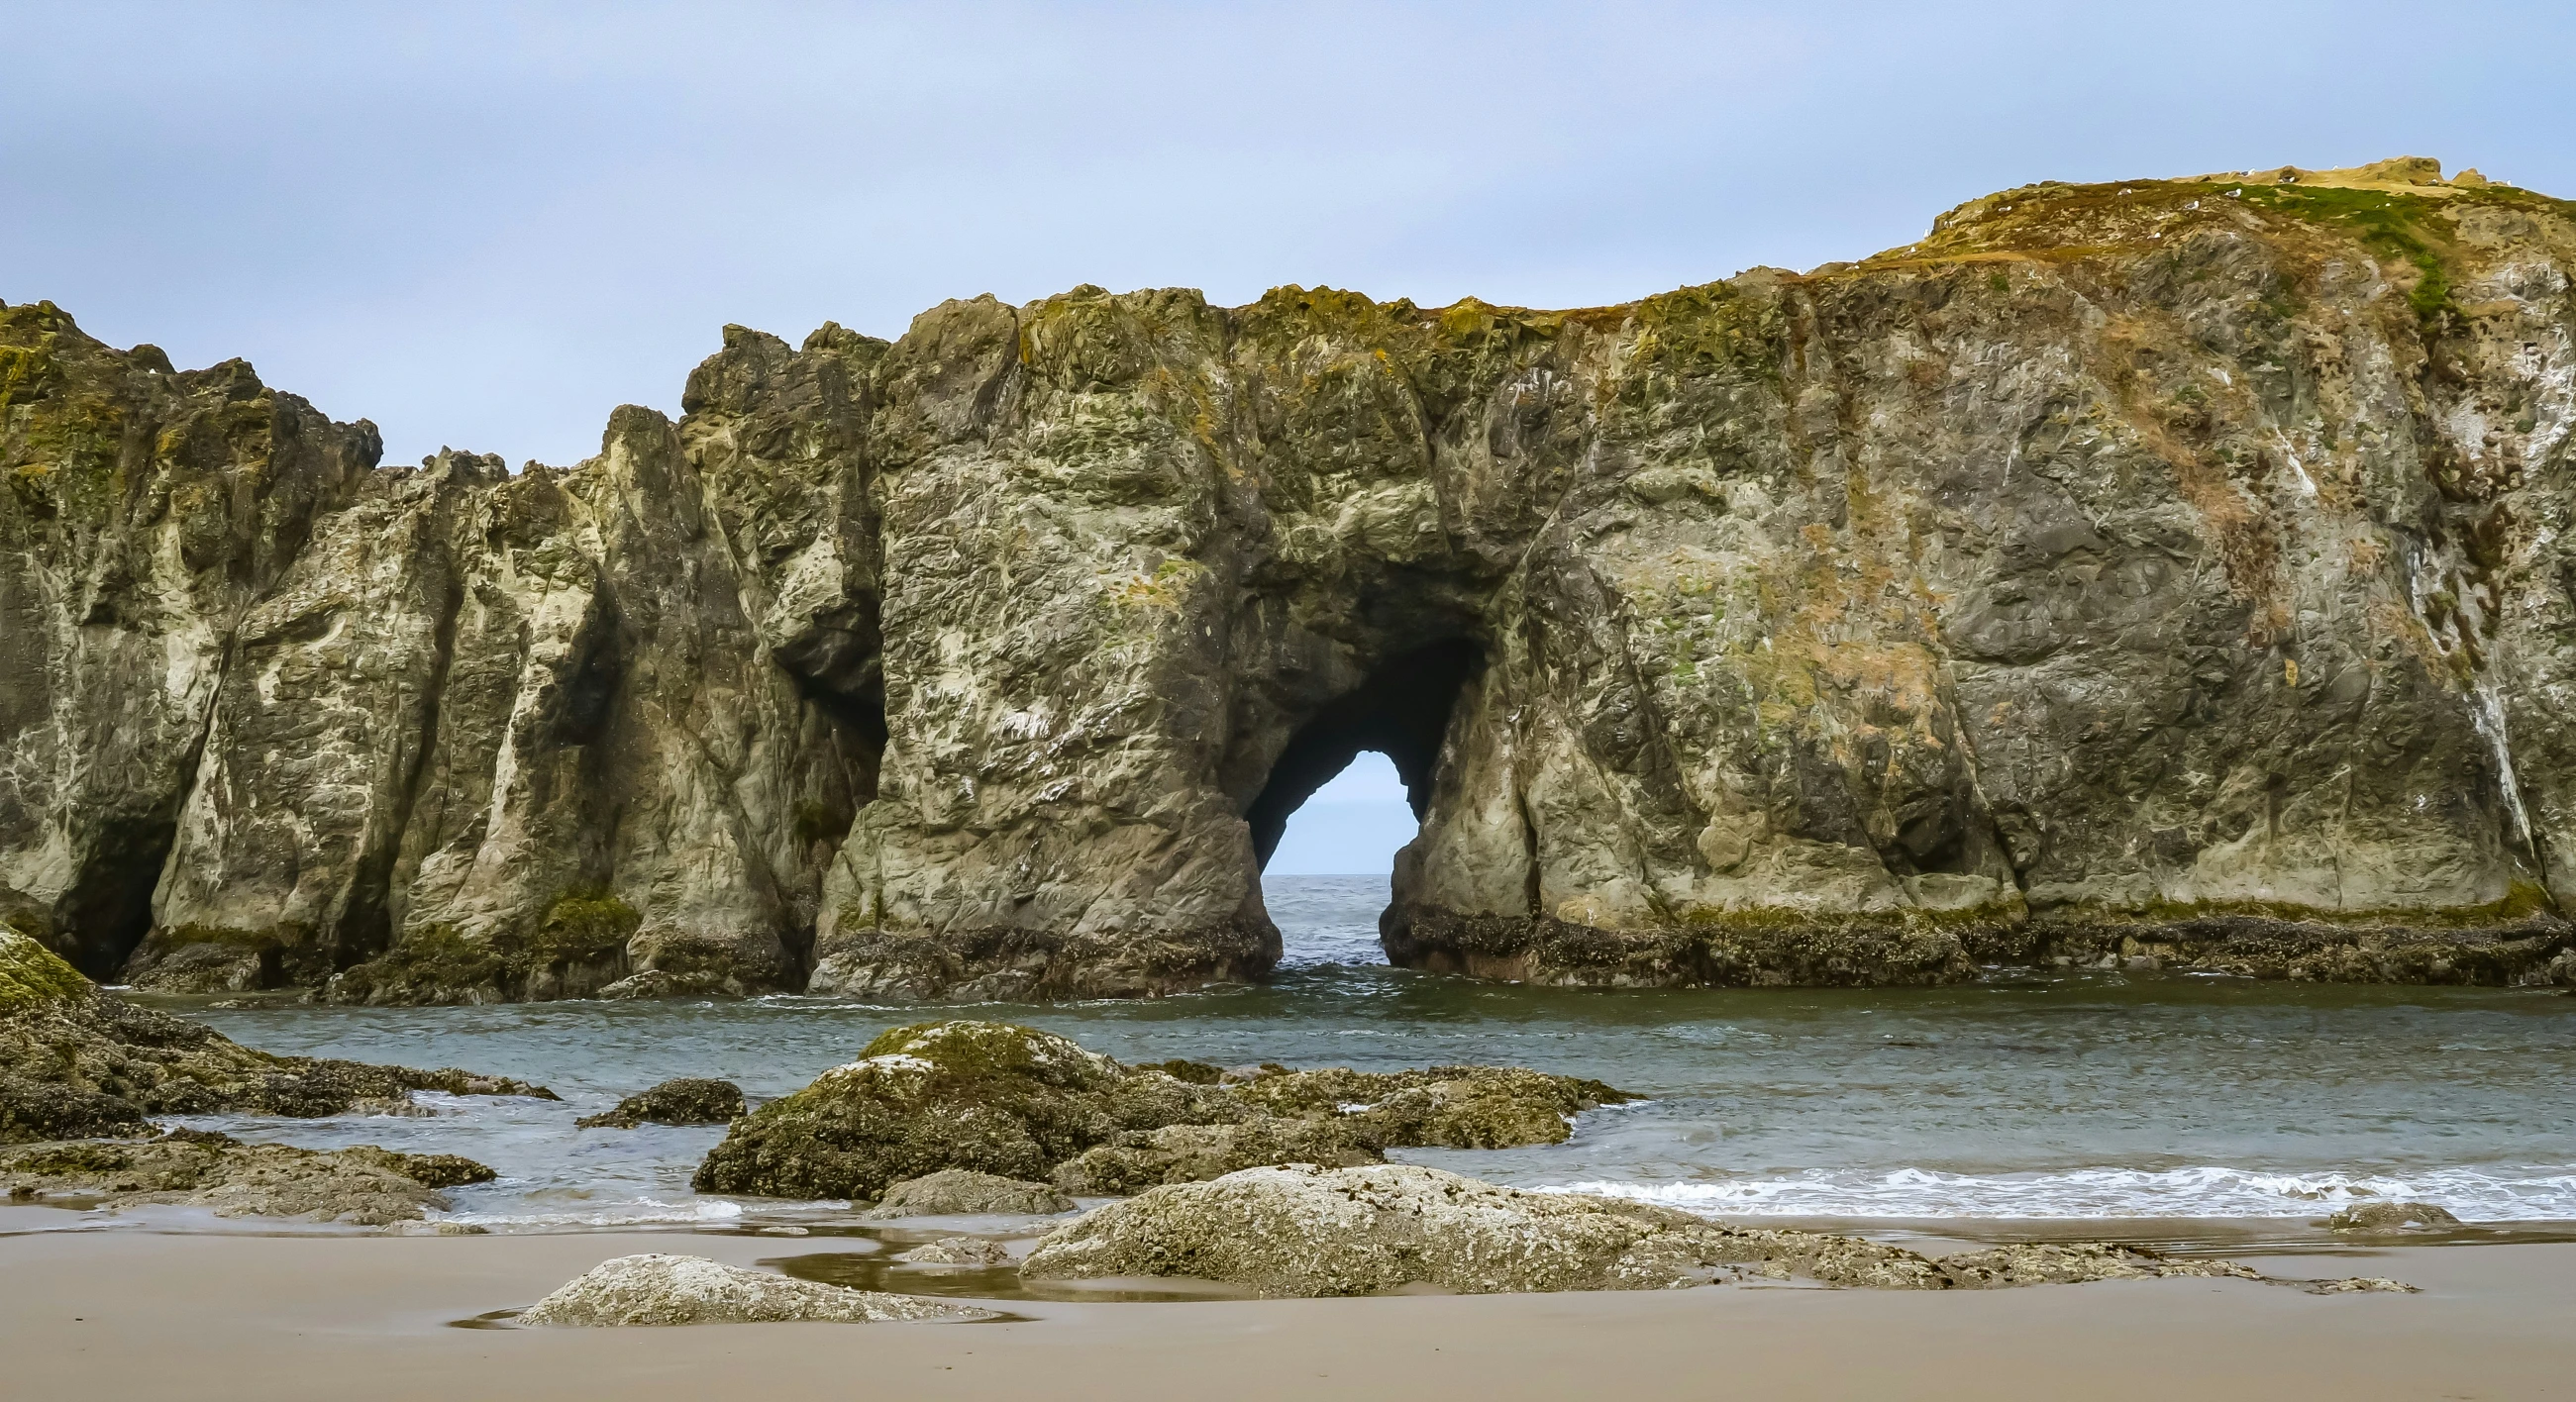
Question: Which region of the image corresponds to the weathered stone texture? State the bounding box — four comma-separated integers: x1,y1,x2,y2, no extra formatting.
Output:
7,157,2576,998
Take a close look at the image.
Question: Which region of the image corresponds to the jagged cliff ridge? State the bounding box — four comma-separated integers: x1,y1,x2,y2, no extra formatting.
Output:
5,156,2574,1003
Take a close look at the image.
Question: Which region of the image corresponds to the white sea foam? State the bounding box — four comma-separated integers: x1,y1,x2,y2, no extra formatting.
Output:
443,1197,756,1230
1549,1165,2576,1220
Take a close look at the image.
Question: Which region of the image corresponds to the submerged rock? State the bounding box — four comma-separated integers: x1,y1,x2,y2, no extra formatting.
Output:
576,1077,747,1129
865,1167,1073,1218
0,932,555,1144
1020,1163,1951,1296
895,1236,1014,1265
691,1020,1632,1201
0,1129,493,1224
518,1253,991,1326
2323,1201,2463,1232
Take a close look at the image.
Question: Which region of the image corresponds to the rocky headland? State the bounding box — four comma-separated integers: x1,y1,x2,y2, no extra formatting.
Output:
7,157,2576,1001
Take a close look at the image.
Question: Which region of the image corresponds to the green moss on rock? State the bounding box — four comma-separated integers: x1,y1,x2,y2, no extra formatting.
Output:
3,960,556,1145
690,1020,1640,1202
0,930,92,1012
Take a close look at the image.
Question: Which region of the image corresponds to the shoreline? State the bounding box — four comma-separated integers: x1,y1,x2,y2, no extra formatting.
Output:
2,1227,2566,1400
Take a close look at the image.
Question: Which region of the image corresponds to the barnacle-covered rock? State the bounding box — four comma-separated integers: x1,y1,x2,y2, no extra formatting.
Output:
518,1253,990,1326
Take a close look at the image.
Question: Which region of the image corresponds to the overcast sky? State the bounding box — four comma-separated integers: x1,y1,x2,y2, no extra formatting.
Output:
8,1,2571,469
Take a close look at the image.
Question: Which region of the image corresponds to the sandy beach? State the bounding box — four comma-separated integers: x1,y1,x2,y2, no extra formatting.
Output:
3,1222,2565,1402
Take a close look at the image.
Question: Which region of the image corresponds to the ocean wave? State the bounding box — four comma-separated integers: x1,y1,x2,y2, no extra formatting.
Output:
1550,1164,2576,1220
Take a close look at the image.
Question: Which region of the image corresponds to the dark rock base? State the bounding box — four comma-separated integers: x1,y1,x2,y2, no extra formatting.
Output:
1385,903,2576,988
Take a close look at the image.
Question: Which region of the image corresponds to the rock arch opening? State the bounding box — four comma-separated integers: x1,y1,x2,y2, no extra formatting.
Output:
1242,640,1480,967
1245,639,1482,870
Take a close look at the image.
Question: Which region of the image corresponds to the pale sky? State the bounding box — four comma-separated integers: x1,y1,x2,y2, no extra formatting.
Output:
8,2,2569,469
11,2,2569,880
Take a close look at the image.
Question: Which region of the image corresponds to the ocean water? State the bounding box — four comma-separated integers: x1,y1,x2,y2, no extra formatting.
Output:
133,874,2576,1231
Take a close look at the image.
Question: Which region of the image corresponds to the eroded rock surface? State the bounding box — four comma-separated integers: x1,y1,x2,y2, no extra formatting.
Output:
10,157,2576,999
518,1253,990,1326
1020,1163,2323,1298
894,1236,1015,1265
2324,1201,2463,1231
0,931,553,1143
1936,1241,2261,1287
0,1128,492,1224
576,1077,746,1129
1021,1163,1953,1295
864,1167,1073,1218
692,1020,1626,1201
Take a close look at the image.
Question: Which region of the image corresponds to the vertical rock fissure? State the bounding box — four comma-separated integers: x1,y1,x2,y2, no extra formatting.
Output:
335,557,466,976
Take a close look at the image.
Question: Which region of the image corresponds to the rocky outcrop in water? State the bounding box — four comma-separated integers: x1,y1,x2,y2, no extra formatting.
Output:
0,1128,494,1224
8,157,2576,999
0,930,552,1142
689,1020,1627,1200
575,1077,746,1129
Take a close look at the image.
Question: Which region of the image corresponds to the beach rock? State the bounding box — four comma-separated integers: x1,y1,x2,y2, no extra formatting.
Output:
1936,1242,2262,1287
517,1253,990,1326
0,932,555,1144
865,1167,1073,1218
692,1020,1634,1200
0,1129,492,1224
576,1077,746,1129
895,1236,1014,1265
2323,1201,2462,1232
1020,1163,1950,1296
691,1021,1241,1200
1051,1119,1382,1196
1227,1064,1633,1150
2309,1275,2421,1293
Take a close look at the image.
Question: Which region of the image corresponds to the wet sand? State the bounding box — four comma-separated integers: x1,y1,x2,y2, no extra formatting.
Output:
3,1224,2568,1401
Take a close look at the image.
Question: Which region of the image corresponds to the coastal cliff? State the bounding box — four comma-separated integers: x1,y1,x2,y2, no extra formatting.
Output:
6,157,2574,1001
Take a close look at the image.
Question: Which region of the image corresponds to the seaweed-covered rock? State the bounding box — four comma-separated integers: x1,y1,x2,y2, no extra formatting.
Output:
1936,1241,2261,1287
895,1236,1014,1265
577,1078,747,1129
2309,1275,2420,1293
0,931,92,1011
691,1020,1637,1200
0,932,556,1144
1228,1065,1634,1150
691,1021,1241,1200
2323,1201,2463,1232
0,1129,492,1224
1052,1119,1381,1196
1020,1163,1951,1296
518,1253,991,1326
864,1167,1073,1218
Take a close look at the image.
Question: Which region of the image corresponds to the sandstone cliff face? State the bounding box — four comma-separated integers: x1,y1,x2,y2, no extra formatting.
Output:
5,157,2573,1000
